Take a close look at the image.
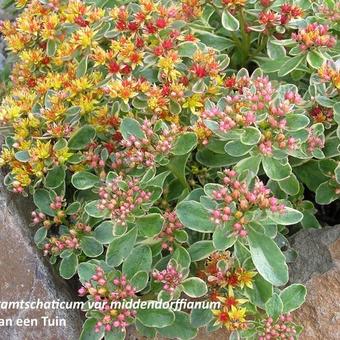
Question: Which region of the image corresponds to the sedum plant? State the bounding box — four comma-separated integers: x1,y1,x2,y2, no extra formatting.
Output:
0,0,339,339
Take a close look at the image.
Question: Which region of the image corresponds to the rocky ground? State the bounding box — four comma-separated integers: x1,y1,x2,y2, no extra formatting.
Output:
0,3,339,339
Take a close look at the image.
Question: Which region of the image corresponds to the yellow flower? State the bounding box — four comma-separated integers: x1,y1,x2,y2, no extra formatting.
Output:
182,94,204,113
31,141,52,160
228,305,246,322
55,148,73,164
16,0,29,9
211,309,231,328
236,268,257,289
12,167,31,187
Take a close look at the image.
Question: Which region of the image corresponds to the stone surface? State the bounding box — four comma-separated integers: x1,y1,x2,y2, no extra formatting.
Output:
290,226,340,340
0,184,83,340
0,1,15,70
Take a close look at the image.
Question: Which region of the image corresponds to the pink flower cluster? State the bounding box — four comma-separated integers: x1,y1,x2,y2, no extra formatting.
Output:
210,169,285,237
202,107,236,132
43,234,80,255
292,23,336,51
50,195,64,210
280,4,303,25
201,76,303,156
31,211,46,225
318,2,340,23
157,210,184,252
112,119,178,169
78,267,136,332
258,314,297,340
307,129,324,152
98,176,151,226
84,148,105,169
152,263,183,293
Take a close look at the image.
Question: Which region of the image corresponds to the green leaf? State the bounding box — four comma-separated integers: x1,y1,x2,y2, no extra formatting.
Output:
190,308,213,328
122,245,152,278
182,277,208,298
178,42,198,58
335,164,340,184
280,284,307,313
71,171,99,190
247,226,288,286
77,55,89,78
130,271,149,292
59,253,78,279
294,160,328,192
196,32,232,51
80,236,103,257
84,200,106,218
45,166,65,189
46,40,57,57
188,241,215,261
278,54,305,77
306,50,325,69
285,114,310,131
262,157,291,181
104,328,125,340
135,319,156,338
196,148,242,167
136,213,164,237
158,311,198,339
234,156,261,177
245,274,273,309
137,308,175,328
278,174,300,196
221,10,239,31
78,262,97,284
240,127,261,145
176,201,216,233
80,318,104,340
265,293,283,320
267,39,286,59
173,246,191,269
106,227,137,266
33,189,55,216
120,117,145,140
34,227,47,245
315,181,337,204
213,226,236,250
172,132,198,155
93,221,115,244
68,125,96,150
14,150,29,162
267,207,303,225
224,141,254,157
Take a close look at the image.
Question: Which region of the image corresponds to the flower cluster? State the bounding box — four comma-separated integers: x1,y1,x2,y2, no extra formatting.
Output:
1,0,337,338
318,60,340,90
78,267,136,332
157,210,184,252
317,2,340,22
210,170,285,237
112,120,181,170
152,263,183,293
98,176,151,226
200,75,301,156
292,24,337,51
258,314,297,340
309,105,334,124
43,234,80,256
199,251,255,331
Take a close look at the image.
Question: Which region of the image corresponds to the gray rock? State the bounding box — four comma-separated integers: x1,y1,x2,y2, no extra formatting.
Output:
0,184,84,340
289,226,340,340
289,225,340,283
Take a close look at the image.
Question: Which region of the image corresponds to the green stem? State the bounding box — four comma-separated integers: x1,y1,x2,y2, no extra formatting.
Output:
166,163,190,190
